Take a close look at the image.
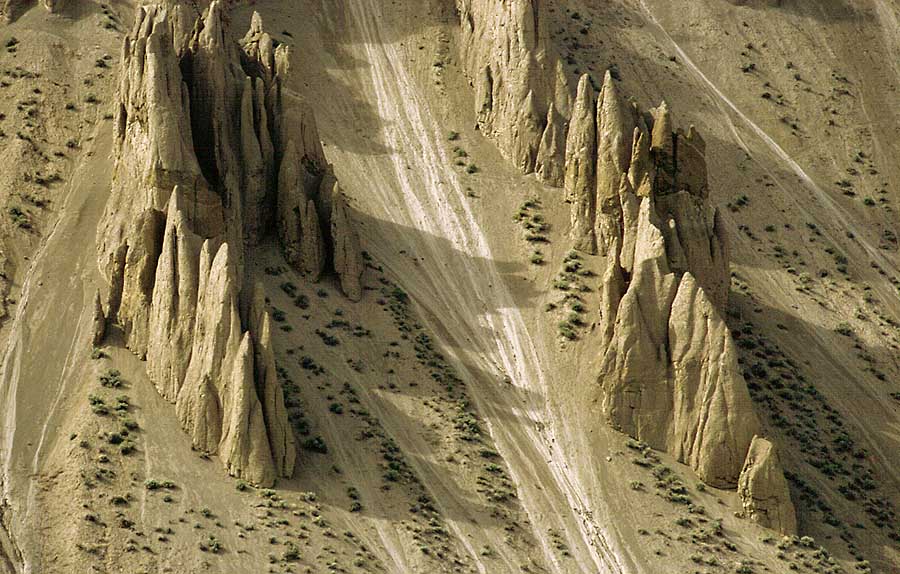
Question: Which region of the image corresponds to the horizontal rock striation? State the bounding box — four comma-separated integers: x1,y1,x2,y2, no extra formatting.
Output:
96,2,363,485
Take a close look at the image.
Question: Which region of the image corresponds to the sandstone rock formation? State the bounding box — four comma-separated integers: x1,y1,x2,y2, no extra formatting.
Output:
330,183,364,302
455,0,570,173
176,241,245,456
666,273,759,485
451,3,775,491
91,290,106,348
595,72,639,254
276,140,326,279
174,241,279,486
97,3,221,356
249,283,297,477
564,75,597,253
452,2,729,306
594,105,756,487
534,103,566,187
94,3,366,485
562,91,728,303
146,186,206,403
738,436,798,534
219,333,277,486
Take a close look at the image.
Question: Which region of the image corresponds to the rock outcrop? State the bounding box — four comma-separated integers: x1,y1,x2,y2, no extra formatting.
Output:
91,290,106,348
176,241,244,455
330,183,364,302
95,3,366,485
534,103,567,187
249,283,297,477
595,72,639,254
738,437,798,534
219,333,277,487
276,140,326,279
173,241,279,486
562,87,728,299
451,0,783,496
455,0,570,174
667,273,759,485
146,187,206,402
451,0,786,506
97,4,221,359
594,105,755,487
564,75,597,252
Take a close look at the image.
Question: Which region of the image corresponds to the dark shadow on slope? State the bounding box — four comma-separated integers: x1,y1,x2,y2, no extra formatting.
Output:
702,128,900,288
724,0,874,23
310,74,396,157
725,291,900,571
249,219,548,531
271,316,544,531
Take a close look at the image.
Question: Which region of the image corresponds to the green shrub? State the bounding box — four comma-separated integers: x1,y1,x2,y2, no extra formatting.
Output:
835,323,854,337
88,394,108,415
99,369,123,388
302,436,328,454
145,479,176,491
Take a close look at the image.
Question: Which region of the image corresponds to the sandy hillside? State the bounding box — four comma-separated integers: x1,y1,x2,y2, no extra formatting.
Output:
0,1,898,573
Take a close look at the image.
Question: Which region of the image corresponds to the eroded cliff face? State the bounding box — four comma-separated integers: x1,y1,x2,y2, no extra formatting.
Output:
453,0,792,516
579,92,768,493
572,92,749,486
95,2,363,485
455,0,570,177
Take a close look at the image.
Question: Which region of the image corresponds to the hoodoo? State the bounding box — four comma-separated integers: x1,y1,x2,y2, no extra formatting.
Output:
95,3,365,485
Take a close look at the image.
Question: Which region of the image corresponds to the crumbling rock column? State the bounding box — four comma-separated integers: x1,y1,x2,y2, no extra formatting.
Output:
595,71,638,254
738,437,798,534
91,290,106,348
95,3,376,486
330,184,364,302
564,75,597,253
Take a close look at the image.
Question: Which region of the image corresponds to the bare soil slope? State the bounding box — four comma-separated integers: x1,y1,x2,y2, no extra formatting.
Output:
0,1,898,573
